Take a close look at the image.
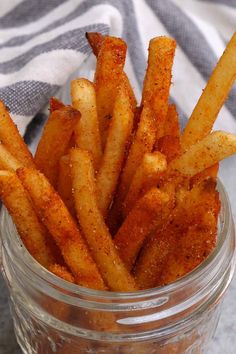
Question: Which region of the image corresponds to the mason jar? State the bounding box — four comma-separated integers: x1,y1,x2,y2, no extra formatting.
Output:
0,181,235,354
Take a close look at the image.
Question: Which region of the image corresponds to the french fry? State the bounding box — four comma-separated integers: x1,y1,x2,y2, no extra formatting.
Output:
49,264,75,283
190,163,219,187
0,171,56,268
160,179,219,285
0,101,34,167
122,152,167,217
114,188,171,271
0,142,23,171
34,106,80,187
170,131,236,176
87,32,137,112
141,37,176,139
71,78,102,171
117,105,156,202
17,167,106,291
156,135,181,163
181,32,236,151
57,155,75,217
70,148,138,292
49,97,65,113
94,36,127,147
96,81,134,217
164,104,180,137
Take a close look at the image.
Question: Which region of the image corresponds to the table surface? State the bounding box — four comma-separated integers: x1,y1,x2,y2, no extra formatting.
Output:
1,155,236,354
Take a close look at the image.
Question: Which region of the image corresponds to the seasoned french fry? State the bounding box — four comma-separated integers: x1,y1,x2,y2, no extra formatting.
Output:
34,106,80,187
49,97,65,113
160,179,219,285
70,148,138,292
190,163,219,187
181,32,236,151
164,104,180,137
87,32,137,112
17,167,106,291
117,105,156,203
71,78,102,171
0,101,34,167
0,142,23,171
95,36,127,147
122,152,167,217
96,81,134,217
57,155,75,217
0,171,56,268
156,135,181,163
141,37,176,139
49,264,75,283
114,188,171,271
170,131,236,176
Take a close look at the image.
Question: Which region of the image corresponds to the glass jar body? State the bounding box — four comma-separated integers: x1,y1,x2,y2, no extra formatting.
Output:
0,183,235,354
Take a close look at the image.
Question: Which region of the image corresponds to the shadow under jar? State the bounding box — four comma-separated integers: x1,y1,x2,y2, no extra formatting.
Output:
0,181,235,354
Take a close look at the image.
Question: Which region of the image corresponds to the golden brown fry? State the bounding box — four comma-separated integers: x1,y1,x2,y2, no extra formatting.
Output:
87,32,137,113
190,163,219,187
160,179,220,285
49,97,65,113
0,142,23,171
123,152,167,217
57,155,75,217
181,32,236,151
119,105,156,198
0,101,34,167
17,167,106,291
0,171,56,268
170,131,236,176
49,264,75,283
164,104,180,137
114,188,171,271
96,81,134,217
34,106,80,187
141,37,176,139
70,148,138,292
156,135,181,163
95,36,127,147
71,78,102,170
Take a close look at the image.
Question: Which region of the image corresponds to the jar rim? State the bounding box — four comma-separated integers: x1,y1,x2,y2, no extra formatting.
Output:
0,179,234,303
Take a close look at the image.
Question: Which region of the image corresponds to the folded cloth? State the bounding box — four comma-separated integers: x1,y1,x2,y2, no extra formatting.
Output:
0,1,235,354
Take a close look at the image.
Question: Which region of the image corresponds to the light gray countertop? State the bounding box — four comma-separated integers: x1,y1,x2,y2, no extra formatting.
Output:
0,156,236,354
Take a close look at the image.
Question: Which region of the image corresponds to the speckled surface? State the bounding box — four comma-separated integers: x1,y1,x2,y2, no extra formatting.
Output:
0,156,236,354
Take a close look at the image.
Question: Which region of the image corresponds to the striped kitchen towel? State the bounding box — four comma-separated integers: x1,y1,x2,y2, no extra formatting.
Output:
0,0,235,150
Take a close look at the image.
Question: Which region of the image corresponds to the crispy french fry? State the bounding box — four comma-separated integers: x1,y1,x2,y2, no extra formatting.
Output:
87,32,137,112
0,171,56,268
96,81,134,217
122,152,167,217
17,167,106,291
71,78,102,171
156,135,181,163
170,131,236,176
118,105,156,200
49,97,65,113
0,101,34,167
160,179,220,285
114,188,171,271
70,148,138,292
57,155,75,217
95,36,127,147
134,226,176,290
141,37,176,139
0,142,23,171
34,106,80,187
49,264,75,283
181,32,236,151
164,104,180,137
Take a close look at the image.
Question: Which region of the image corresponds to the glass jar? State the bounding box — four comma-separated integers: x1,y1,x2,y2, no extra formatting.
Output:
0,181,235,354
